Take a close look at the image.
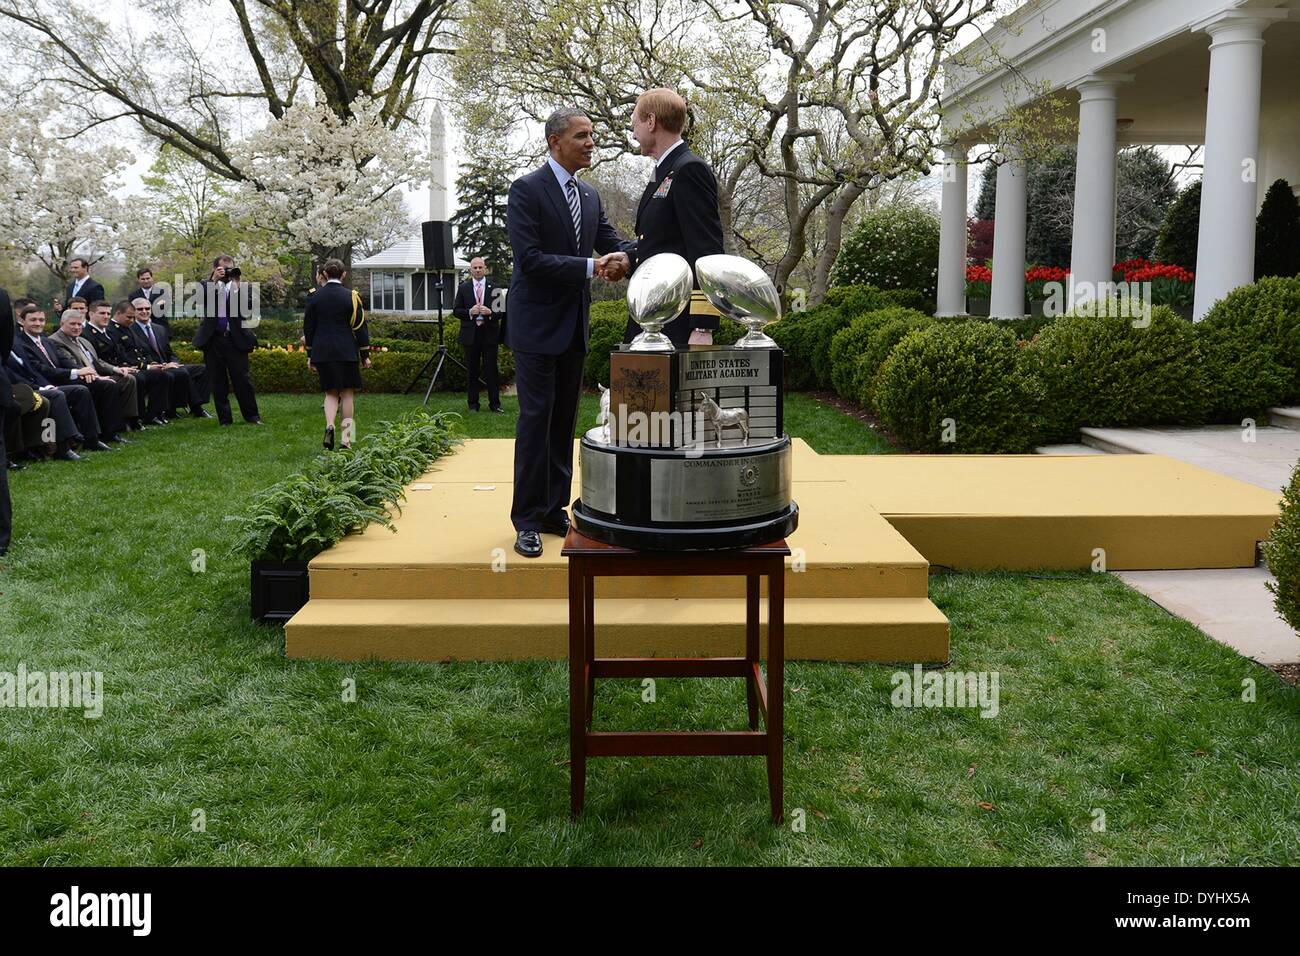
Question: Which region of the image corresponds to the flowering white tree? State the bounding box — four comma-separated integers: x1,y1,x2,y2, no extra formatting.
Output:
0,97,132,281
229,96,422,266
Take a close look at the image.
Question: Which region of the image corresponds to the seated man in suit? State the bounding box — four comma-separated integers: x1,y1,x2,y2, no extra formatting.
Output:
452,256,504,412
49,308,141,437
13,305,112,450
5,340,96,460
86,300,169,427
131,299,212,418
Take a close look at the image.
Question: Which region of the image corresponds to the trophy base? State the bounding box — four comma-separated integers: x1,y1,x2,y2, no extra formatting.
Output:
572,499,798,551
627,329,675,352
574,432,798,551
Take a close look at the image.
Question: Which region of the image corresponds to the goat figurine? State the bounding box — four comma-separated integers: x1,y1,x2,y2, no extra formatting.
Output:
698,391,749,447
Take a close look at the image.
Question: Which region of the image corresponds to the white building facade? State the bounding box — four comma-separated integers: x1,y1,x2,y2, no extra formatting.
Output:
939,0,1300,319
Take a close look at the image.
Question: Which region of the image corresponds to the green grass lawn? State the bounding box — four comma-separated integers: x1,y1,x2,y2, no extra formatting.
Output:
1,390,1297,865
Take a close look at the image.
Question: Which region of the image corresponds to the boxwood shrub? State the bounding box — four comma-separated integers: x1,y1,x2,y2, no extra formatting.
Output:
828,307,931,401
1023,305,1208,442
1264,462,1300,632
1196,277,1300,412
875,320,1041,453
857,310,935,410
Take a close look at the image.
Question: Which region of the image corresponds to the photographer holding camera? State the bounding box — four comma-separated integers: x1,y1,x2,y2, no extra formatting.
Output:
193,254,262,426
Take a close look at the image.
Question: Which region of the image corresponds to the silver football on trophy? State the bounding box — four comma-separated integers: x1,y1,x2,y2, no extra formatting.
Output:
627,252,692,352
695,255,782,349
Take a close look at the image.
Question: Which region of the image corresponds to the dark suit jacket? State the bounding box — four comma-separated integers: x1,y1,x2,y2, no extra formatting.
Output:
85,322,132,367
303,282,369,363
133,321,183,364
192,280,257,352
623,142,726,345
66,276,106,306
505,162,632,355
15,332,80,385
5,351,52,389
0,288,13,414
129,286,169,327
452,278,503,348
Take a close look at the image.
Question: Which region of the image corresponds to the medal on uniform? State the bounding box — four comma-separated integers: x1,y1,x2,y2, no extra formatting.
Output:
653,176,673,199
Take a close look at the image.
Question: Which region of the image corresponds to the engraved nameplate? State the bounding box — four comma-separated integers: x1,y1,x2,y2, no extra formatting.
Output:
580,442,617,514
650,445,791,522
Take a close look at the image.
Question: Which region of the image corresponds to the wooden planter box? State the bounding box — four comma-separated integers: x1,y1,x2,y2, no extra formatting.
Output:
251,560,310,623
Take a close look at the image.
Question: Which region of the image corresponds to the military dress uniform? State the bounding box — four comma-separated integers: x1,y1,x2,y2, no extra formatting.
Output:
622,140,727,346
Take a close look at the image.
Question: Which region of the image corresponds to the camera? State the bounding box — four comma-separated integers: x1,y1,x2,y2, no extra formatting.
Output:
226,266,242,280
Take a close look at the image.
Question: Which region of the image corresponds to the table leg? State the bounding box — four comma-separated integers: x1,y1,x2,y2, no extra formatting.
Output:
585,570,595,728
767,558,784,825
745,573,759,730
569,557,586,818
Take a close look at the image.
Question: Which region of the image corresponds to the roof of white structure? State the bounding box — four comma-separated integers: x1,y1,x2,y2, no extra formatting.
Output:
354,235,470,270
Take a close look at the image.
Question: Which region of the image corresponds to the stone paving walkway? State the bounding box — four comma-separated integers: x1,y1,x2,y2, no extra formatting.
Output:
1038,421,1299,665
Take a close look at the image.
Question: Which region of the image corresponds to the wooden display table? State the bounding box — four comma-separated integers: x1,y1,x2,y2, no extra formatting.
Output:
561,529,790,823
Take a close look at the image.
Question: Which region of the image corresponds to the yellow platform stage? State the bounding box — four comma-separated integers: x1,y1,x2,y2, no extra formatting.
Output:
284,439,1279,664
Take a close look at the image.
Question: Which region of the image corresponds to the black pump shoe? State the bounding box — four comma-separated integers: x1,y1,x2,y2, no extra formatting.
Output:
324,426,335,451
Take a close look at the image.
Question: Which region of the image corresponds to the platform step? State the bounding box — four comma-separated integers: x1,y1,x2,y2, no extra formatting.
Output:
285,597,950,663
1268,407,1300,431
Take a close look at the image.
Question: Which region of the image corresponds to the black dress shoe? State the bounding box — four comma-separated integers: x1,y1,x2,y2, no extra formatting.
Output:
7,459,24,471
127,419,144,431
514,530,543,558
468,406,480,413
324,426,335,451
191,407,213,419
539,515,571,537
489,406,504,413
144,416,166,427
86,440,113,452
55,449,83,461
108,434,131,445
247,418,264,425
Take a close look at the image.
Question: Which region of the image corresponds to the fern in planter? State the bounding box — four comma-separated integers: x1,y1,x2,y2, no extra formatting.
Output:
226,410,461,564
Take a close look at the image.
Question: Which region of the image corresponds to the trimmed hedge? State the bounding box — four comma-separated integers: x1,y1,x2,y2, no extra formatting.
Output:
1196,276,1300,406
1024,306,1208,443
1264,461,1300,633
828,307,931,400
875,320,1041,453
856,311,935,409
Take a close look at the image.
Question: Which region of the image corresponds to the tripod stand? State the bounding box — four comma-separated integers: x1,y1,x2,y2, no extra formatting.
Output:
402,282,486,405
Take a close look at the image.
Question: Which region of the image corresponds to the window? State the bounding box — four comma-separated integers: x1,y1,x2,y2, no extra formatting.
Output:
369,272,408,312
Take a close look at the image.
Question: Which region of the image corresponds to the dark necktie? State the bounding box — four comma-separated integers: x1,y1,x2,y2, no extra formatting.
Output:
565,178,582,250
217,285,229,333
146,324,161,358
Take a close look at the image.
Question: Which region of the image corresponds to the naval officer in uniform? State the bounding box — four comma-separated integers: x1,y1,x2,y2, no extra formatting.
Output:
615,87,727,347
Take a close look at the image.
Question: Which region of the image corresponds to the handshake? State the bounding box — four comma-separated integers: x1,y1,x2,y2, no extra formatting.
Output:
594,252,630,282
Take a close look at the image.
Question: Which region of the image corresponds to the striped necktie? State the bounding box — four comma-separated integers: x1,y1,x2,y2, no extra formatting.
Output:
565,178,582,250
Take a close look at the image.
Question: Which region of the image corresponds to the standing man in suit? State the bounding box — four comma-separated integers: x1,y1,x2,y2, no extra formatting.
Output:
65,257,105,307
133,299,212,418
49,309,140,438
617,87,727,347
505,107,632,558
192,255,260,425
128,267,169,329
452,256,503,413
0,287,13,554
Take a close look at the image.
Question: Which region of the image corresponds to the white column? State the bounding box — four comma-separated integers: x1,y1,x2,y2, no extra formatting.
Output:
1191,7,1287,319
990,148,1028,319
1068,74,1131,308
936,143,970,316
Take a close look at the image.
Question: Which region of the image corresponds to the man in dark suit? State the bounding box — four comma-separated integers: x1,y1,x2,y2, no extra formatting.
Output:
505,107,632,558
619,87,728,347
85,300,168,426
9,306,103,453
133,298,212,419
192,255,260,425
452,256,503,412
65,256,105,307
128,267,169,329
49,309,139,438
14,306,115,450
4,351,85,461
0,287,12,553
